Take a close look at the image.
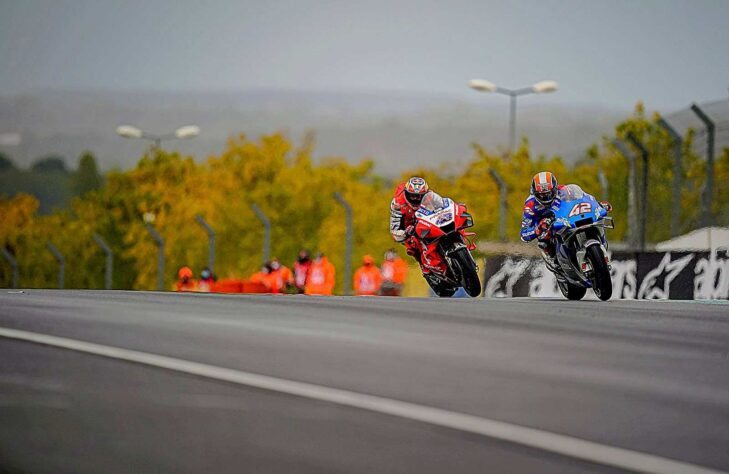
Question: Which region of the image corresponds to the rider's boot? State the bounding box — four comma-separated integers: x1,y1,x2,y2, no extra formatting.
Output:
538,241,559,271
412,251,430,275
406,238,430,275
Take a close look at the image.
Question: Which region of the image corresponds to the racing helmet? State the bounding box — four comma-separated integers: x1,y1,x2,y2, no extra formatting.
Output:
178,266,193,279
531,171,558,205
404,177,429,208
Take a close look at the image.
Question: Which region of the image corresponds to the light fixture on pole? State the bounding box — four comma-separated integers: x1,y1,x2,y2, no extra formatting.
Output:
468,79,558,153
116,124,200,149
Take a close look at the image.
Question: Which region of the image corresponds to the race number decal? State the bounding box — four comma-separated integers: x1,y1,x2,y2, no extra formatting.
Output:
568,202,592,217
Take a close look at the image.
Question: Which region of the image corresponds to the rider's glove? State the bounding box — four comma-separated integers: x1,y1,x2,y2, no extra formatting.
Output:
405,225,416,237
536,218,552,241
391,229,407,242
600,201,613,213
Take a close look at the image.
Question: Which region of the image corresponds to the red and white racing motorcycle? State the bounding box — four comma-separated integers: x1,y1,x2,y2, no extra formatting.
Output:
413,192,481,297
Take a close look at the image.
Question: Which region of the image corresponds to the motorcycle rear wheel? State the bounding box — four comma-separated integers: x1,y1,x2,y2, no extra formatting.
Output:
557,278,587,300
586,245,612,301
451,247,481,297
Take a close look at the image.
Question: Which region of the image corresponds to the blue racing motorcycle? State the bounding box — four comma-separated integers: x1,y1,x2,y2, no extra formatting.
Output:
542,185,614,301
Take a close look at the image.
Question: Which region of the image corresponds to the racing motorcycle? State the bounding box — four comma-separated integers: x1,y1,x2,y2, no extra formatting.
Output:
412,192,481,297
540,185,614,301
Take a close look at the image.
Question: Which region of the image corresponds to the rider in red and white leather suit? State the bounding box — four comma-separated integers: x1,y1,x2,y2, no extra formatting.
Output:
389,177,431,272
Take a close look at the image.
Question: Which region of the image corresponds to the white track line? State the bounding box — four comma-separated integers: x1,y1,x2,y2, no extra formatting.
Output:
0,326,724,474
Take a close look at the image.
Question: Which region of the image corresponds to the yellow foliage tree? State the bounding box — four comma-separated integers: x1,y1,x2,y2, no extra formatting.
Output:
2,108,727,292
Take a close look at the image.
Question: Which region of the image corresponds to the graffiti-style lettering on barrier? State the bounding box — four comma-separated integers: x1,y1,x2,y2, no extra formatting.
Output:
482,250,729,300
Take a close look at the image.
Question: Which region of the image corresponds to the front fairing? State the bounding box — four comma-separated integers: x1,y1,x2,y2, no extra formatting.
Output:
549,186,611,287
414,195,456,241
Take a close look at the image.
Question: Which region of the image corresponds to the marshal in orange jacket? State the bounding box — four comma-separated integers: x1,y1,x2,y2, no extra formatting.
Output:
305,255,336,295
353,255,382,296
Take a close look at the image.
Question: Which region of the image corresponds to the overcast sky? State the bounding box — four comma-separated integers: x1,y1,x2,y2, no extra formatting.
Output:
1,0,727,110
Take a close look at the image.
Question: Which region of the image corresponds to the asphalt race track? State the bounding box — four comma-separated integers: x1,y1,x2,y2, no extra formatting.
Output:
0,291,728,473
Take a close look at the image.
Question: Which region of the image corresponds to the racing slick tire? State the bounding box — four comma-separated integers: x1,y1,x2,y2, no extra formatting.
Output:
451,247,481,297
557,278,587,300
586,245,612,301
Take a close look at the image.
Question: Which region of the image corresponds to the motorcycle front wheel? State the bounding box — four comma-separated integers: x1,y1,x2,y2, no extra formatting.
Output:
451,247,481,297
586,245,612,301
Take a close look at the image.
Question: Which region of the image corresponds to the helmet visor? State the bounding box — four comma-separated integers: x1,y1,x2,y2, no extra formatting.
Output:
535,188,556,204
405,191,424,207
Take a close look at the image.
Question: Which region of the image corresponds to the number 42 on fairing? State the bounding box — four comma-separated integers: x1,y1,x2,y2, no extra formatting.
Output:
568,202,592,217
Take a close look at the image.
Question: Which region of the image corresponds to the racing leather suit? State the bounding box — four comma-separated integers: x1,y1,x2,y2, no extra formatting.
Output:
521,184,611,257
520,185,566,246
389,183,424,265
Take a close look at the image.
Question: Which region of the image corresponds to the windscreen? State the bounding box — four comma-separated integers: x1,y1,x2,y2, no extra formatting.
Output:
419,191,446,211
558,184,585,203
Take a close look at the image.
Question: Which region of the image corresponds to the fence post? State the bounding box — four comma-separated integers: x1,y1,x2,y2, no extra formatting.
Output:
1,248,18,289
626,132,649,252
92,233,113,290
46,242,65,289
488,169,508,242
597,169,609,202
145,223,165,291
333,192,353,296
690,104,715,228
251,203,271,264
612,139,639,250
195,214,216,273
657,117,683,237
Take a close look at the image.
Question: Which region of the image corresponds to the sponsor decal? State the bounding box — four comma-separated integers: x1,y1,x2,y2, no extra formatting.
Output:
482,250,728,300
436,212,453,225
568,202,592,218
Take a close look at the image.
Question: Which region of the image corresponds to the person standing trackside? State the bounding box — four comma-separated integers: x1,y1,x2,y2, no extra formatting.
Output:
380,249,408,296
293,249,312,294
353,255,382,296
197,267,216,292
249,263,273,291
269,258,293,293
305,253,336,295
175,266,197,292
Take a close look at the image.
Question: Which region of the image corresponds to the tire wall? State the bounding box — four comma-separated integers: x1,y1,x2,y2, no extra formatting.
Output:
481,250,729,300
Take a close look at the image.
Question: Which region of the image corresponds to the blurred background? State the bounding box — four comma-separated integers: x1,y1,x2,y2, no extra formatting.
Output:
1,0,728,293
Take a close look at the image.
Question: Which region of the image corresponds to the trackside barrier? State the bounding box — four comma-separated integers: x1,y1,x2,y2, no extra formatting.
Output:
174,279,269,294
482,250,729,300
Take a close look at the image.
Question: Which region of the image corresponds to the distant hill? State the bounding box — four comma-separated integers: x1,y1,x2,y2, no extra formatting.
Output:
0,89,628,176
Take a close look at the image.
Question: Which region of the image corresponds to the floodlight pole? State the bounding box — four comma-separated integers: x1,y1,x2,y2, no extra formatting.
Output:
469,80,558,154
626,133,649,251
195,214,216,273
690,104,715,228
251,204,271,264
597,169,609,201
496,87,537,153
46,242,65,289
488,169,508,242
93,233,113,289
613,139,639,250
1,247,18,289
334,192,353,296
145,223,165,291
657,117,683,237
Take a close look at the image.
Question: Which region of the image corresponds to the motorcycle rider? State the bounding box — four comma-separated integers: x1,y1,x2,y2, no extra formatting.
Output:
520,171,612,266
389,177,431,272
